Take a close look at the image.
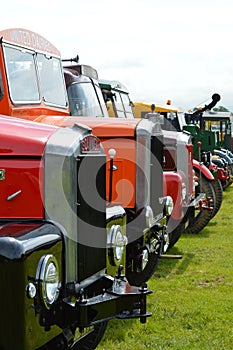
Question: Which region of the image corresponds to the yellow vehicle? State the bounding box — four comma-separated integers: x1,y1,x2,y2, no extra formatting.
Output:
133,100,183,117
132,101,185,131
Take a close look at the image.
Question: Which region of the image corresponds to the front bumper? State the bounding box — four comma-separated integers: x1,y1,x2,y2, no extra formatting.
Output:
0,223,152,350
40,275,152,331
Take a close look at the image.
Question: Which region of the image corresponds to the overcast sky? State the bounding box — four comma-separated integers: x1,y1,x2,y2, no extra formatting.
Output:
2,0,233,111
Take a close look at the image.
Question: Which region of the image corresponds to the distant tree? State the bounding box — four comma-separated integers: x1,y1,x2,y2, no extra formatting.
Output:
213,106,229,112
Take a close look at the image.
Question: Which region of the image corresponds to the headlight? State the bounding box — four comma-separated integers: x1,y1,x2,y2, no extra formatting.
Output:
145,205,154,228
108,225,127,264
36,254,60,309
165,196,174,216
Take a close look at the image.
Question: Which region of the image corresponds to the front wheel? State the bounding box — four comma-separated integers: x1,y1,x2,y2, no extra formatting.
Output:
210,179,223,218
126,240,161,287
185,174,215,234
71,322,108,350
167,218,185,249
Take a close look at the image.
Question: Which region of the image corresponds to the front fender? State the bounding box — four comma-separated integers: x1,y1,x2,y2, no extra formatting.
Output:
214,149,233,164
163,171,183,220
192,159,214,180
0,221,63,350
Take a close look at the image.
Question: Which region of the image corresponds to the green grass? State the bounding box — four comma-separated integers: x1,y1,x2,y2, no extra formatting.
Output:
97,185,233,349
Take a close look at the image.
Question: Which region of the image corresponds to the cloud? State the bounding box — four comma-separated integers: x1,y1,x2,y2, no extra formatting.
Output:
1,0,233,111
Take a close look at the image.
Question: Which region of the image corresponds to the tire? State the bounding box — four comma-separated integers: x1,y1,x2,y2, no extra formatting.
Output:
126,249,160,287
210,179,223,218
125,208,162,287
226,163,233,188
185,174,216,234
71,322,108,350
167,219,185,249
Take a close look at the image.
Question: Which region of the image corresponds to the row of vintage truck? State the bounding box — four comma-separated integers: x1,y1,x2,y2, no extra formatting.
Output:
0,28,232,349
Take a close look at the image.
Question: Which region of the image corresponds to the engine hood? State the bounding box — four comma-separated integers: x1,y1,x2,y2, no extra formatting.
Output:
33,115,140,137
0,115,58,156
77,117,139,137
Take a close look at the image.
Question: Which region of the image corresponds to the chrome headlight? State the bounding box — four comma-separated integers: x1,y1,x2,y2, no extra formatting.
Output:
145,205,154,228
36,254,60,309
165,196,174,216
108,225,128,264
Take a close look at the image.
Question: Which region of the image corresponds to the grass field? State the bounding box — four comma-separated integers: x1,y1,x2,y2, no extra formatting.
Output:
97,185,233,349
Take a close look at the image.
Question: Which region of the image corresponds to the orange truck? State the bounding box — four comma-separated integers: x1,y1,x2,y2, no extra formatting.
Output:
98,80,221,234
51,67,173,287
0,28,153,350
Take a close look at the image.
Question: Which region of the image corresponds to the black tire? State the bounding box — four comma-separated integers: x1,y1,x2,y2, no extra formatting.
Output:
71,322,108,350
167,219,185,249
185,174,215,234
221,178,230,190
125,208,162,287
226,163,233,188
210,179,223,218
126,250,160,287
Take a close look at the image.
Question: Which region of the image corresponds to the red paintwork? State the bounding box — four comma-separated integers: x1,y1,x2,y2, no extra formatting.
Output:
192,159,214,180
0,116,57,219
0,29,70,119
0,115,57,156
163,172,183,220
209,162,228,181
0,158,44,219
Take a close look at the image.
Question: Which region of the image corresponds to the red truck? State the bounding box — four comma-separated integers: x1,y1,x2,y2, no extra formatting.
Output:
0,28,153,349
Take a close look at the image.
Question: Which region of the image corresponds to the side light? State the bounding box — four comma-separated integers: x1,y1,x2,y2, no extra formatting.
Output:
36,254,60,309
165,196,174,216
26,282,37,299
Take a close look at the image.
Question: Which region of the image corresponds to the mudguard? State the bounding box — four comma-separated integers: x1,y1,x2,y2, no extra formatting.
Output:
163,171,183,220
214,149,233,164
0,221,63,350
192,159,214,180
